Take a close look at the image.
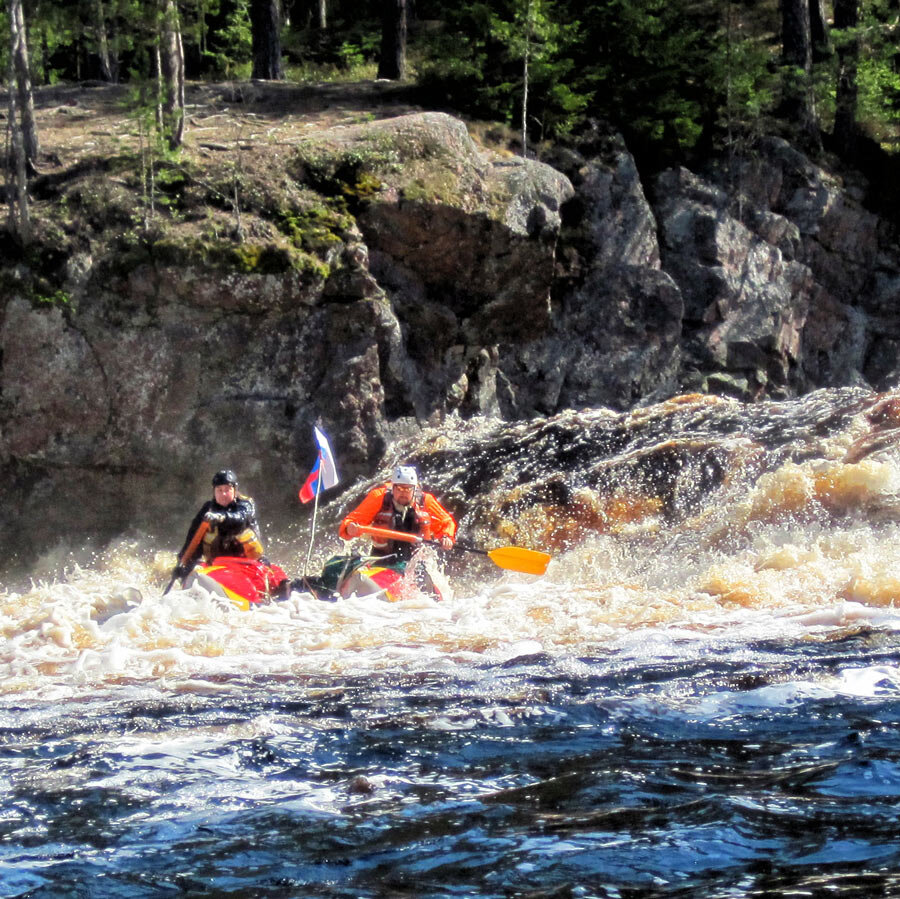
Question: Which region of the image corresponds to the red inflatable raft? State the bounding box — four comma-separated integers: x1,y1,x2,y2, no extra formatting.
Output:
185,557,289,610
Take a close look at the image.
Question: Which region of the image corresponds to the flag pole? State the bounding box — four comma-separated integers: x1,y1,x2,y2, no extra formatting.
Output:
304,454,323,573
298,426,339,575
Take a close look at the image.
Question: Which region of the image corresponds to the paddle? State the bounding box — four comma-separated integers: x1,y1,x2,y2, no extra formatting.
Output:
163,520,210,594
452,540,551,576
353,524,551,576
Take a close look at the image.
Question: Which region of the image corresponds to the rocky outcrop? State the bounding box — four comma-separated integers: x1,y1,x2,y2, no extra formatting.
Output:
496,134,683,415
2,100,900,568
655,138,895,398
445,130,900,416
318,113,575,420
0,111,574,563
528,132,899,407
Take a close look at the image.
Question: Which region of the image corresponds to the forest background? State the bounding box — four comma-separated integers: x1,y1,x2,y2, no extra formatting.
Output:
3,0,900,246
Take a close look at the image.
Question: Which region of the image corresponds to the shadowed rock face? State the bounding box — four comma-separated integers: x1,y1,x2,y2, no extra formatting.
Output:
2,107,900,569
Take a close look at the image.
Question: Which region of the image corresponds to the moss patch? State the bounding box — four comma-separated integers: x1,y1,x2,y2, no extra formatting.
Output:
0,242,75,311
276,203,355,255
106,232,329,279
289,138,394,210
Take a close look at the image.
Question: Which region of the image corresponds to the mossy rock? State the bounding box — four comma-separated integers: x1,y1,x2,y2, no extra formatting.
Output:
106,232,328,279
276,203,356,254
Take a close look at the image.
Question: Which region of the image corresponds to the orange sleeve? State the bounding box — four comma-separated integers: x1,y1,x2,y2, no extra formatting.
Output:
423,493,458,541
339,486,389,540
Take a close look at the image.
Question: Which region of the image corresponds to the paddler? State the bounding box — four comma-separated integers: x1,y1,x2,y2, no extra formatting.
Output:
171,469,265,582
339,465,457,562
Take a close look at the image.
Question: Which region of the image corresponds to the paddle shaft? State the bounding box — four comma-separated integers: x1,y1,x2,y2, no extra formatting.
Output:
163,520,210,594
452,539,491,557
352,524,474,554
354,524,423,545
352,525,550,575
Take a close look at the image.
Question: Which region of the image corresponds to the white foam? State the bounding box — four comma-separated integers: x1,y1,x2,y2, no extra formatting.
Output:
4,516,900,701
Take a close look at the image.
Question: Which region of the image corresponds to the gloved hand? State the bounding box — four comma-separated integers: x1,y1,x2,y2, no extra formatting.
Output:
204,510,226,525
173,564,190,579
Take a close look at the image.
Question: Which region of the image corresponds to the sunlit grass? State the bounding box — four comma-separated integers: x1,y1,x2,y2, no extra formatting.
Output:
285,60,380,84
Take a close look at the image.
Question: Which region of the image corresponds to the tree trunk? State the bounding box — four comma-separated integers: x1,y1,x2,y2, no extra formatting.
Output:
522,40,530,158
250,0,284,80
9,0,38,166
833,0,859,158
377,0,406,80
95,0,114,82
6,0,31,244
809,0,832,62
781,0,821,152
159,0,185,148
318,0,326,30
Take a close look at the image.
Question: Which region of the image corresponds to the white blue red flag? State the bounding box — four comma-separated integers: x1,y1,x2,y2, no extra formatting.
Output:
299,426,339,503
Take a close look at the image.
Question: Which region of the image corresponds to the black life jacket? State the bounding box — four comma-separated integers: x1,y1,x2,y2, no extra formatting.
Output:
370,489,432,561
202,495,264,562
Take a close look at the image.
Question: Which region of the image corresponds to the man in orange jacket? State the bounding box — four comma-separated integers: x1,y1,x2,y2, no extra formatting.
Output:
339,465,457,562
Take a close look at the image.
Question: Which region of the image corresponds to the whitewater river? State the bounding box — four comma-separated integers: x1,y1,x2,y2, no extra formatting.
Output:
5,394,900,897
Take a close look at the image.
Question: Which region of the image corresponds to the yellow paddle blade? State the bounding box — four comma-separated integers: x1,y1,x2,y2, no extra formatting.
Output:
485,546,551,576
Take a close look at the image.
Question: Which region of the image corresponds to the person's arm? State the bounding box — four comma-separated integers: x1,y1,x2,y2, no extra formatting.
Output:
203,496,256,531
175,503,211,574
423,493,457,546
220,496,256,529
339,487,388,540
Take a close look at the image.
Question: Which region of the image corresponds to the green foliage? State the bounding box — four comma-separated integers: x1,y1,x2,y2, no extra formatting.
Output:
35,288,72,308
202,0,252,78
825,0,900,146
0,242,75,312
283,10,381,74
284,58,379,83
110,232,329,279
291,142,393,209
6,0,898,188
117,79,187,229
857,56,900,139
575,0,720,158
231,242,295,273
20,2,71,85
345,171,384,200
420,0,588,140
708,8,779,149
337,40,366,69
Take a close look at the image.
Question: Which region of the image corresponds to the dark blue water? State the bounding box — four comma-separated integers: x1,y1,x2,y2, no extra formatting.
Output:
4,628,900,898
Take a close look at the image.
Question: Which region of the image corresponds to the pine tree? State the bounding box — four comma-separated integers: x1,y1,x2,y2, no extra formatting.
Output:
5,0,35,243
250,0,283,78
159,0,185,147
377,0,406,80
780,0,823,152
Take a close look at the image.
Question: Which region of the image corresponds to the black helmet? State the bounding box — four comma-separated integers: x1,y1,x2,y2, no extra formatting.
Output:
212,469,238,487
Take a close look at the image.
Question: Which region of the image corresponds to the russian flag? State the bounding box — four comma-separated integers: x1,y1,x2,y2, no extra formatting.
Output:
299,426,339,503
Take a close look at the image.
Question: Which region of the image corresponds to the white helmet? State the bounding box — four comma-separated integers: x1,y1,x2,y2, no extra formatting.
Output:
392,465,418,487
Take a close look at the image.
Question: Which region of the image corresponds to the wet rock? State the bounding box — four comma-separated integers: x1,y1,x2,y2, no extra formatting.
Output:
348,775,375,794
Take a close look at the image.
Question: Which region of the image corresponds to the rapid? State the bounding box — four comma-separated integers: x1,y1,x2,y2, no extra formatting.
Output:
4,389,900,898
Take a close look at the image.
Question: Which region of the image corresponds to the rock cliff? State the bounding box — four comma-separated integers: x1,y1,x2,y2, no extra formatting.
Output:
1,84,898,568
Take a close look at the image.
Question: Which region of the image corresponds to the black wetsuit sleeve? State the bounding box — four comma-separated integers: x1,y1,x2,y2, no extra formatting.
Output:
221,497,256,532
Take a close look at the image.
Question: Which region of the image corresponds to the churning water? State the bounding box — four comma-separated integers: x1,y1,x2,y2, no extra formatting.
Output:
5,392,900,897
